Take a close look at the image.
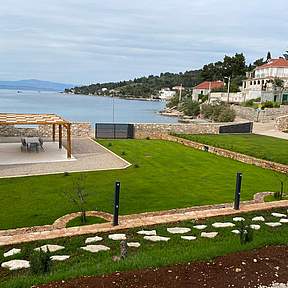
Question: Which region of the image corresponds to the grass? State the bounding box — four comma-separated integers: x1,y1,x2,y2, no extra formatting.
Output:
0,139,285,230
175,134,288,165
0,208,287,288
66,216,107,228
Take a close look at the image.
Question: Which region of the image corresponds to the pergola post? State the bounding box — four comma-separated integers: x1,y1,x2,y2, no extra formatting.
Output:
59,125,62,149
52,124,56,142
66,123,72,159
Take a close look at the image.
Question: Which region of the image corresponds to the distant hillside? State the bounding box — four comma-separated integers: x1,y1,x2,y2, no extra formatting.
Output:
65,70,202,98
0,79,73,92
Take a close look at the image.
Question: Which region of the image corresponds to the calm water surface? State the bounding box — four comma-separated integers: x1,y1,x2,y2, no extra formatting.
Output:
0,90,177,124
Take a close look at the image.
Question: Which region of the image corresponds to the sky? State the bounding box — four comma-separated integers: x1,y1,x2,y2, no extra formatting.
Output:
0,0,287,85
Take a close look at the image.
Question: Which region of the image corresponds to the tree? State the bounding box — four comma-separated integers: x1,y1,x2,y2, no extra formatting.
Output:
283,50,288,60
63,175,89,224
266,51,272,61
253,58,265,67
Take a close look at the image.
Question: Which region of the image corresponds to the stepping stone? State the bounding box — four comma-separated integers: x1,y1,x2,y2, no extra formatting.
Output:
85,236,103,244
271,212,287,218
252,216,265,222
250,224,261,230
35,244,65,253
108,234,126,241
201,232,218,238
127,242,141,248
50,255,70,261
232,229,240,234
81,245,110,253
265,222,282,227
137,230,157,236
233,217,245,222
181,236,197,241
143,236,170,242
4,248,21,258
280,218,288,224
167,227,191,234
193,225,207,230
212,222,235,228
1,260,30,270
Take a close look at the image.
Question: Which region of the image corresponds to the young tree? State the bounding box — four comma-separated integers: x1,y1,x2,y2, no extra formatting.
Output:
266,51,272,61
64,175,89,224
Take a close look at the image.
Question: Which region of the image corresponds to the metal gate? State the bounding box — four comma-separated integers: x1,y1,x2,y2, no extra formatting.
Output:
219,122,253,134
95,123,134,139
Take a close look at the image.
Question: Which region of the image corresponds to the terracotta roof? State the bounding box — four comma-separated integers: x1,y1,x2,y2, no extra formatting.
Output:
0,113,69,125
256,58,288,69
194,81,224,90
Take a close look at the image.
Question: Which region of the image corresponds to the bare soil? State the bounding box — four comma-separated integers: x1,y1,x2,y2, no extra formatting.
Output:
38,245,288,288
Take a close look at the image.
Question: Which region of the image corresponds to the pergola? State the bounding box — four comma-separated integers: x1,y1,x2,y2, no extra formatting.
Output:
0,113,72,158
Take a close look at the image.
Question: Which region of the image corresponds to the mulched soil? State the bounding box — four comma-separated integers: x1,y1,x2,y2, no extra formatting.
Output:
38,245,288,288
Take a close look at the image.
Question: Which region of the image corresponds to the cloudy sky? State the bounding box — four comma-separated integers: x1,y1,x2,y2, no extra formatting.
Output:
1,0,287,85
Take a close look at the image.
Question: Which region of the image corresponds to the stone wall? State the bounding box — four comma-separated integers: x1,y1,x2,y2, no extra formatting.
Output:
0,122,93,138
275,115,288,132
134,123,222,139
163,135,288,174
233,105,288,122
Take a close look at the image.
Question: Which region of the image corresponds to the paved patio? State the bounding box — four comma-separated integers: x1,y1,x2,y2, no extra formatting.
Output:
0,138,131,178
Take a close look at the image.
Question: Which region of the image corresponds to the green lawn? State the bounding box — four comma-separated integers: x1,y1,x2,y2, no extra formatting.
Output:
175,134,288,165
1,208,288,288
0,139,285,230
66,216,107,228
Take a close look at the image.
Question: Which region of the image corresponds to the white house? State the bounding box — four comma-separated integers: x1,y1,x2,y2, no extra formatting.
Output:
158,88,176,100
192,81,224,101
242,58,288,103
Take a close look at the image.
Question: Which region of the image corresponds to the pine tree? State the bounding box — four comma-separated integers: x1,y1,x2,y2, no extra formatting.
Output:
266,51,272,61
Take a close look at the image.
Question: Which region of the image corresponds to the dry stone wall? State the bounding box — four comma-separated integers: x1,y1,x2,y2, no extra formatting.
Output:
134,123,221,139
163,135,288,174
275,115,288,132
233,105,288,122
0,122,93,138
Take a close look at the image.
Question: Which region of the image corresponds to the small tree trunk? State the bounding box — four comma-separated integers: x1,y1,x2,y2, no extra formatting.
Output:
81,210,87,224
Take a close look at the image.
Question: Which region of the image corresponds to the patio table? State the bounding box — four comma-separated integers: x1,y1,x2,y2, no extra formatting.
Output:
24,137,40,152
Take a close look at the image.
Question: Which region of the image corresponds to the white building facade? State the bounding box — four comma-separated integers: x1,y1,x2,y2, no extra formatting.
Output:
242,58,288,103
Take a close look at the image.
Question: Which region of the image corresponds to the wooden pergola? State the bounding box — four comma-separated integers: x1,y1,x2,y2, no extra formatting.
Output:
0,113,72,158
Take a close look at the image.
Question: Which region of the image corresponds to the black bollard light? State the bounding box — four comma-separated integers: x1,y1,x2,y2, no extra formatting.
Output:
234,172,242,210
113,181,121,226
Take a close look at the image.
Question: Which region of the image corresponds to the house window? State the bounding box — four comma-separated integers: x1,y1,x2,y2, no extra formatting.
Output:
258,80,260,85
250,81,253,85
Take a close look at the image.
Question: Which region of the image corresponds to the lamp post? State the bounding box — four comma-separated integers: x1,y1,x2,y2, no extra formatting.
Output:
112,91,115,123
224,76,231,103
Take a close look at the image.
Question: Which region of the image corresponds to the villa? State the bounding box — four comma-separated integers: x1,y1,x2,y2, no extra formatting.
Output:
242,58,288,103
192,80,224,101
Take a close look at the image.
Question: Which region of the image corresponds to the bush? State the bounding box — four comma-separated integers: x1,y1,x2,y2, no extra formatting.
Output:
261,101,280,109
180,99,200,117
238,222,254,245
166,94,180,108
29,249,52,274
201,102,236,122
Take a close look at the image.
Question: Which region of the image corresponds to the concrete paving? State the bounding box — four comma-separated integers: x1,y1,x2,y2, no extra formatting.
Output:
253,122,288,140
0,138,131,178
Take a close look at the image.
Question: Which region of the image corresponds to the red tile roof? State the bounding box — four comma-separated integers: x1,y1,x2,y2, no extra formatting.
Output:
256,58,288,69
194,81,224,90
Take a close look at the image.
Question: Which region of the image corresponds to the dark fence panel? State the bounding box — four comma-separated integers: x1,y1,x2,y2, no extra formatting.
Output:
219,122,253,134
95,123,134,139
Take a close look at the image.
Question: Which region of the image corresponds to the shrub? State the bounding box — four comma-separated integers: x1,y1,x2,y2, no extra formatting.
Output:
201,103,236,122
29,249,52,274
180,99,200,117
238,222,254,245
261,101,280,109
121,151,126,156
166,94,180,108
134,164,140,168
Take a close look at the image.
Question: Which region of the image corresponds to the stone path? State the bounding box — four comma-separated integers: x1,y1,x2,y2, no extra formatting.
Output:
0,196,287,247
0,138,131,178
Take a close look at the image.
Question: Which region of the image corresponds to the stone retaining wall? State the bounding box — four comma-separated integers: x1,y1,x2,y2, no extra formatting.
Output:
0,122,93,138
134,123,222,139
275,115,288,132
163,135,288,174
233,105,288,122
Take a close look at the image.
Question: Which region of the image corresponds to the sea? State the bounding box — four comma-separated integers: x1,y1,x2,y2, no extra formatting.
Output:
0,90,177,124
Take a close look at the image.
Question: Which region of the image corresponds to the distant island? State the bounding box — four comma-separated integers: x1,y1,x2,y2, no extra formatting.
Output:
0,79,73,92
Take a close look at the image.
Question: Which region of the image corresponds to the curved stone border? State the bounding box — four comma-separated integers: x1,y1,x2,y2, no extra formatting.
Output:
0,211,113,238
161,135,288,174
0,192,274,239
